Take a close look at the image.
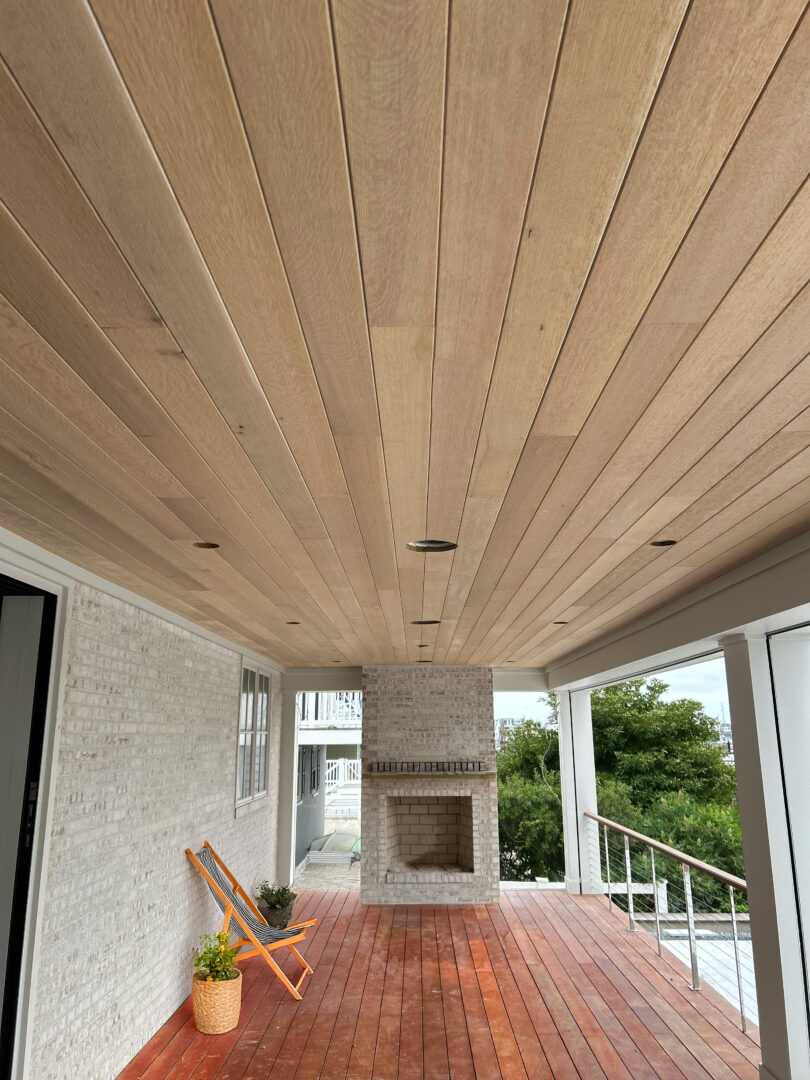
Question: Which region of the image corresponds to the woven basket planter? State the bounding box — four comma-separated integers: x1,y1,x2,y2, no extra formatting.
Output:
191,969,242,1034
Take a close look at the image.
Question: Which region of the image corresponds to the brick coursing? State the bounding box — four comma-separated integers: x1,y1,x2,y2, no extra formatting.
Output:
361,666,499,904
30,584,280,1080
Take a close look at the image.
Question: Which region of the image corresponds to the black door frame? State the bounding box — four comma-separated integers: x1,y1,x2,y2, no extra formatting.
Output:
0,575,57,1080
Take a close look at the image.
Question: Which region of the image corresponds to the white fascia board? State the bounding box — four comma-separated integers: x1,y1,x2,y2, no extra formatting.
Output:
297,728,361,746
492,667,548,692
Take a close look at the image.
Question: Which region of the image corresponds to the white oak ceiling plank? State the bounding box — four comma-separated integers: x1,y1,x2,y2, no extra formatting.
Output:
474,176,810,662
501,440,810,665
211,0,405,659
531,482,810,669
0,125,372,665
0,319,186,509
0,64,370,659
449,4,809,662
0,343,361,655
548,353,810,618
0,494,292,656
0,0,383,662
371,327,435,660
526,0,805,439
433,0,688,660
0,429,330,659
444,4,810,660
504,445,810,665
1,1,323,538
0,467,305,661
89,0,386,658
0,495,215,622
0,62,333,604
476,272,810,665
0,442,207,593
332,0,446,661
0,397,349,659
422,0,566,637
0,211,364,656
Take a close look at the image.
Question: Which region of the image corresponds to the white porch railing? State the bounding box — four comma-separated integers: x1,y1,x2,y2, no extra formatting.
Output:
325,758,361,791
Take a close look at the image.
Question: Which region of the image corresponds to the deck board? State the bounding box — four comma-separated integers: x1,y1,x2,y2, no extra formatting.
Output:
116,890,759,1080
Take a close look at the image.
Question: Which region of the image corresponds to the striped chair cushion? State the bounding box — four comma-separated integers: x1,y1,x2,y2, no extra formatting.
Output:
195,847,300,944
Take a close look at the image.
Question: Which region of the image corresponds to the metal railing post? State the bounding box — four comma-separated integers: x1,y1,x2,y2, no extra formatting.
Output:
604,824,612,911
624,834,636,932
683,863,701,990
650,847,663,956
729,886,747,1032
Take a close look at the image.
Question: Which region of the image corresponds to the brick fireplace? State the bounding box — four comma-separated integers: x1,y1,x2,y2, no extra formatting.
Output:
361,666,500,904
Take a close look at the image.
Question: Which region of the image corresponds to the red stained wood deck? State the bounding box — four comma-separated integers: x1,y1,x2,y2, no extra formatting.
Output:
116,889,760,1080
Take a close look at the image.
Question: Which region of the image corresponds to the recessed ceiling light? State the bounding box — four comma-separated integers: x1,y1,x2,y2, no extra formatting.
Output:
507,660,516,663
417,644,430,649
193,541,220,549
332,660,341,664
650,539,677,547
411,619,441,626
286,621,301,625
417,659,432,663
406,539,458,552
552,621,568,625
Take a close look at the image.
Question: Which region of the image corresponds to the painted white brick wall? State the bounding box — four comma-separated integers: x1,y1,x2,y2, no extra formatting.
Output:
29,584,281,1080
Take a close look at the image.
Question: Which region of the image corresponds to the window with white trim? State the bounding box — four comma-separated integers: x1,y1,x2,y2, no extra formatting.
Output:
237,666,271,802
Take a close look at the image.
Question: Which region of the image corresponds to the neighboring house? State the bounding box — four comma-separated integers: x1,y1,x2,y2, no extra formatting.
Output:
295,691,361,862
294,744,326,867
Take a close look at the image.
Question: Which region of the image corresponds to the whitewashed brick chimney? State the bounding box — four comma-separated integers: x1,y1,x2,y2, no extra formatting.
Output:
360,665,500,904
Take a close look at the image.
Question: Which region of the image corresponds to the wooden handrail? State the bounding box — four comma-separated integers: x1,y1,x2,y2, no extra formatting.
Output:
584,811,747,892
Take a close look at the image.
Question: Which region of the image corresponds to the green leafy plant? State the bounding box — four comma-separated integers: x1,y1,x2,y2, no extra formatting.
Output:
256,881,296,909
498,679,744,894
193,931,239,982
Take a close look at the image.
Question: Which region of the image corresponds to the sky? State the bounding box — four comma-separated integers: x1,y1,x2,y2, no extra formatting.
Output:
493,655,730,724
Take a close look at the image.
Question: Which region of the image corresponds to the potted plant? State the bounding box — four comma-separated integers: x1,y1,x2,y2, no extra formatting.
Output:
191,931,242,1034
256,881,296,928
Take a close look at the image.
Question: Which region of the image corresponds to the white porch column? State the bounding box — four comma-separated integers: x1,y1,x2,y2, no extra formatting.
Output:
558,689,601,894
721,633,810,1080
275,675,299,886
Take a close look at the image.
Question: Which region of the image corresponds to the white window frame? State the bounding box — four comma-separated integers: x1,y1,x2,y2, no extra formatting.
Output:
236,663,273,806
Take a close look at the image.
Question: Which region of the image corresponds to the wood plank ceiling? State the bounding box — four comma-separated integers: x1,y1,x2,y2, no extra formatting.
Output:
0,0,809,668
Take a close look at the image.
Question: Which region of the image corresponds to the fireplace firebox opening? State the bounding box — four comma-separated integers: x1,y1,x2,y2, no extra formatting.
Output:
386,794,474,873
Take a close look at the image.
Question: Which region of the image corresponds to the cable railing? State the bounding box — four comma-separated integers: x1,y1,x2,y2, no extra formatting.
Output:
585,811,755,1032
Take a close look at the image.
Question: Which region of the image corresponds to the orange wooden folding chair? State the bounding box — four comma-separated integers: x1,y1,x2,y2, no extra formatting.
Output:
186,842,317,1000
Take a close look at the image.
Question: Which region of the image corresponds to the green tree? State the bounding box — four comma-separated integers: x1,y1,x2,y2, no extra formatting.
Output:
588,679,736,809
497,679,742,892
